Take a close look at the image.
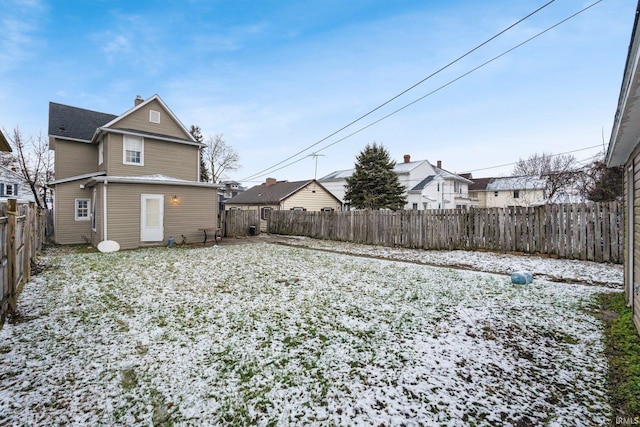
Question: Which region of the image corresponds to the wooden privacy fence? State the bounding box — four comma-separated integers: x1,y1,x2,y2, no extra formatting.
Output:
268,202,624,263
0,199,46,327
222,209,261,237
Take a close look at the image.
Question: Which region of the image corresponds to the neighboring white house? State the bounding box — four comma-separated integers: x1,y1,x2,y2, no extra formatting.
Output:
469,176,546,208
319,155,474,210
0,165,37,203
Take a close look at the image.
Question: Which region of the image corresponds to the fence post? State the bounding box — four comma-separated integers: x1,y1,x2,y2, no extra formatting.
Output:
6,199,17,318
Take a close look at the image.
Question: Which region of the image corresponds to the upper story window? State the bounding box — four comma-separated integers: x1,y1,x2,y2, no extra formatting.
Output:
123,135,144,166
514,190,520,199
98,140,104,165
0,183,18,197
454,181,460,193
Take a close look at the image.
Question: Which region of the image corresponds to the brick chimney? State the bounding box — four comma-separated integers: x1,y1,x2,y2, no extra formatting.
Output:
403,154,411,163
134,95,144,106
437,160,442,169
265,177,277,187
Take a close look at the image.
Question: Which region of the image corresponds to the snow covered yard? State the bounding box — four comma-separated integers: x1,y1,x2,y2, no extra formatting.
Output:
0,242,620,426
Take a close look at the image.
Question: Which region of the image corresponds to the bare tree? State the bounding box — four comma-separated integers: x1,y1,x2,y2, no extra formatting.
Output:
512,152,579,201
6,127,53,209
576,156,623,202
204,133,239,183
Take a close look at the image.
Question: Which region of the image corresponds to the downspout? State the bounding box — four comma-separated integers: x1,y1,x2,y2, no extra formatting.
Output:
103,180,108,241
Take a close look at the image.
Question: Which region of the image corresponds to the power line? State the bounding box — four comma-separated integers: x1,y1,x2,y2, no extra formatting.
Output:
239,1,556,182
460,144,603,174
241,0,603,182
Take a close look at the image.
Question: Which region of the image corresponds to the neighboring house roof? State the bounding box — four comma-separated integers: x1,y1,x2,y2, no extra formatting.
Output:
0,130,12,152
435,166,473,183
411,175,435,191
607,0,640,167
49,102,117,142
226,179,339,205
468,177,493,191
486,176,546,191
320,160,470,183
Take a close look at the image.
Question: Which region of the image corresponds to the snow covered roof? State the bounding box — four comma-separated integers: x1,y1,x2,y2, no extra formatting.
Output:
485,176,546,191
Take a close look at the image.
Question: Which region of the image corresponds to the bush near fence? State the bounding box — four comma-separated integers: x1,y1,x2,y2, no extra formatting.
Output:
267,202,623,263
0,199,46,328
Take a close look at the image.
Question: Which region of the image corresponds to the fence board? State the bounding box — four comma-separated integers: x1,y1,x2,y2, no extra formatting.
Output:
267,202,623,263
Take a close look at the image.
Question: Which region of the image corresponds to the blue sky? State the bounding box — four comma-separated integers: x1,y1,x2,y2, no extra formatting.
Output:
0,0,635,184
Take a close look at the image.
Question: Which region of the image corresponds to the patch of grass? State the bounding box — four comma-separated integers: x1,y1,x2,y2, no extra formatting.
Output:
597,292,640,422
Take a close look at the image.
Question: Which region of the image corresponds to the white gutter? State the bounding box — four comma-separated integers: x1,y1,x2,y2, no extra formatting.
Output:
103,180,108,241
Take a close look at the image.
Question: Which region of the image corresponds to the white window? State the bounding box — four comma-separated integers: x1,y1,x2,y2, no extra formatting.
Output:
98,140,104,165
291,207,306,211
454,182,461,193
149,110,160,124
123,135,144,165
91,189,97,231
75,199,90,221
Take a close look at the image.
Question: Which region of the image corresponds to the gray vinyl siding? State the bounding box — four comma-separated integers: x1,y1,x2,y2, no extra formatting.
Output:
105,133,198,181
630,146,640,332
108,99,190,140
104,183,218,250
53,182,94,245
54,139,98,180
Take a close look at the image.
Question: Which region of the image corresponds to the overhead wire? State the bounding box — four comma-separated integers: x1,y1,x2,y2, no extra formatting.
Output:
241,0,603,182
239,0,557,182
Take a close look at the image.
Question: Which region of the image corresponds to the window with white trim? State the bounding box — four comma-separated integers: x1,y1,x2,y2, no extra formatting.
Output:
123,135,144,165
91,189,97,231
75,199,90,221
98,140,104,165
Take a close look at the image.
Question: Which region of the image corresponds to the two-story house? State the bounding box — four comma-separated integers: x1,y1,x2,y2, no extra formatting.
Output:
320,155,474,210
48,94,220,250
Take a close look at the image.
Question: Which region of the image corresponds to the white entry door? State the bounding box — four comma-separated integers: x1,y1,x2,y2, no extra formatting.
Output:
141,194,164,242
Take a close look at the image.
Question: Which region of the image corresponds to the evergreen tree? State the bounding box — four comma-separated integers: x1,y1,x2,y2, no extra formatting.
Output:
344,143,407,210
583,159,624,202
190,125,210,182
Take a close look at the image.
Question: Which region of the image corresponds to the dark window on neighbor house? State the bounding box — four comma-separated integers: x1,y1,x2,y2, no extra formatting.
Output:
261,207,271,220
412,203,418,210
514,190,520,199
1,183,18,196
494,191,499,197
291,207,306,212
321,207,334,212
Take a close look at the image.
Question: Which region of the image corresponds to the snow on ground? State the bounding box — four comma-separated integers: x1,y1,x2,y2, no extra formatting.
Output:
0,240,621,426
265,235,623,287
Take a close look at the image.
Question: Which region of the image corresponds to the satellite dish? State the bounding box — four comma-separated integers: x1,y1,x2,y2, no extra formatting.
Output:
97,240,120,253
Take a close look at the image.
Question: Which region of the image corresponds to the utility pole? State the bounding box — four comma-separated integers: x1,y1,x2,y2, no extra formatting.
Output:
309,153,325,180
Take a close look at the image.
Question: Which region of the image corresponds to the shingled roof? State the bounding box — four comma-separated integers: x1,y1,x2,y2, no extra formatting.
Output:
226,179,335,205
48,102,117,142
